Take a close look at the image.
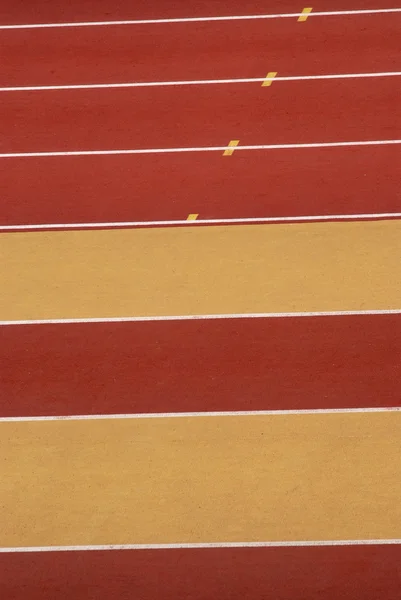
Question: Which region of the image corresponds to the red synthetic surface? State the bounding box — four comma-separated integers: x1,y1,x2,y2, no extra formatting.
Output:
2,0,401,23
1,545,400,600
2,0,401,22
1,145,400,226
2,15,400,86
1,314,400,417
2,78,400,153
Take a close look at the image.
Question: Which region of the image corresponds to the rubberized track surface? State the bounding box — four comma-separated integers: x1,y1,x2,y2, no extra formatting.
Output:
1,314,400,417
1,145,400,225
1,2,400,599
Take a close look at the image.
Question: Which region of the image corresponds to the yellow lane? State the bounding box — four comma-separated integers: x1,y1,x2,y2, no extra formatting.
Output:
1,412,400,547
0,220,401,321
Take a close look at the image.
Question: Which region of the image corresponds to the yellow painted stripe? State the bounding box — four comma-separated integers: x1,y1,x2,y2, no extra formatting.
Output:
1,412,400,547
187,213,199,221
298,7,313,21
1,220,401,322
223,139,240,156
262,71,278,87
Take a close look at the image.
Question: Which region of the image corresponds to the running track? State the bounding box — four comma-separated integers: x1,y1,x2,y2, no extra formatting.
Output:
1,2,401,599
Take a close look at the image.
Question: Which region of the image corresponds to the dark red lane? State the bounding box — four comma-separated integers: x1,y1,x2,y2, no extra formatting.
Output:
1,544,400,600
2,0,400,24
1,145,400,226
1,78,400,153
1,14,400,86
1,314,400,417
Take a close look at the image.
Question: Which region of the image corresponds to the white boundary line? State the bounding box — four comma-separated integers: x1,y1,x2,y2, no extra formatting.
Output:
1,139,401,159
2,71,401,92
1,8,401,29
1,407,400,423
0,539,400,553
2,213,401,232
1,309,400,327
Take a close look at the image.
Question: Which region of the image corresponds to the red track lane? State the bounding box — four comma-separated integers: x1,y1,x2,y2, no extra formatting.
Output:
1,78,400,153
2,0,401,24
1,315,400,417
1,545,400,600
1,14,400,86
1,145,400,226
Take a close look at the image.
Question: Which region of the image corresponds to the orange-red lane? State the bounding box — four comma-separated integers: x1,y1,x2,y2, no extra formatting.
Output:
1,145,400,226
1,14,400,86
0,0,313,24
1,545,400,600
2,0,401,24
1,78,400,153
1,314,400,417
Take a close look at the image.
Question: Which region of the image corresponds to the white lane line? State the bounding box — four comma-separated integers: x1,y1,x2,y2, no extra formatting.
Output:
1,71,401,92
1,8,401,29
0,539,400,553
1,139,401,159
1,310,400,327
1,213,400,232
1,407,400,423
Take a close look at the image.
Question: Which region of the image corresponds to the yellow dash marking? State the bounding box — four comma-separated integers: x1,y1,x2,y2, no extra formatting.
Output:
223,140,240,156
187,214,199,221
262,72,278,87
298,7,313,21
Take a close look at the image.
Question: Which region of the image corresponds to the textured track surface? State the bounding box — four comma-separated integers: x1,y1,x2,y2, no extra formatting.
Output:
1,2,400,598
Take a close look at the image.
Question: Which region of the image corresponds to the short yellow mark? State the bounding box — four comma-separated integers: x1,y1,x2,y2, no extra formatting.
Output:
298,7,313,21
223,140,240,156
262,72,278,87
187,214,199,221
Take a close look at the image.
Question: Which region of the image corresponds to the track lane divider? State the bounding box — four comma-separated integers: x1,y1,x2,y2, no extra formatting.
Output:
2,212,401,232
1,539,401,554
1,310,401,328
1,139,401,159
2,406,401,423
1,72,400,92
1,8,401,29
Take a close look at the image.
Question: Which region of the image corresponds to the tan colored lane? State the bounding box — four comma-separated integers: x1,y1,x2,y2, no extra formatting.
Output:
1,412,400,547
1,220,401,321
